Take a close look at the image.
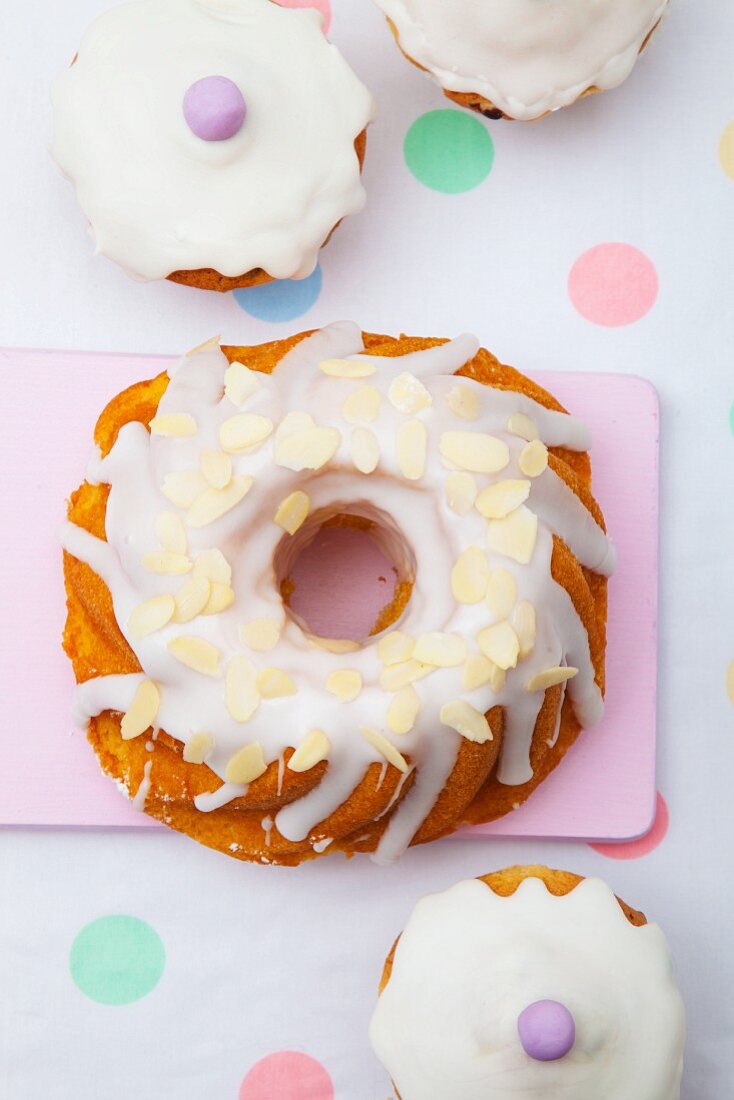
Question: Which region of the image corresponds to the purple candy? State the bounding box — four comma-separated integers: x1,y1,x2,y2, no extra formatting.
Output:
183,75,246,141
517,1000,576,1062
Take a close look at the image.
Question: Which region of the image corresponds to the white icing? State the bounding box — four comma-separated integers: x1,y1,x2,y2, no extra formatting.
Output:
63,323,613,861
375,0,669,120
369,876,685,1099
50,0,375,281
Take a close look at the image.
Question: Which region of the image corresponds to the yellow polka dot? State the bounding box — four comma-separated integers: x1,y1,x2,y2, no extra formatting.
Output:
718,120,734,180
727,659,734,706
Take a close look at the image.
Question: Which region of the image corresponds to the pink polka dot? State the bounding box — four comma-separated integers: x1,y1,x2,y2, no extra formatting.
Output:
589,792,669,860
239,1052,334,1100
275,0,331,33
568,243,658,327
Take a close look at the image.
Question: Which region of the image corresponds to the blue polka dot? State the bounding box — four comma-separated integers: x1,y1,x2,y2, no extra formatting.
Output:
233,265,323,323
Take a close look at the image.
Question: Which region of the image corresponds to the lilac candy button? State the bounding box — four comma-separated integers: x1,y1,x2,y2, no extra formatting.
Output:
183,75,247,141
517,1000,576,1062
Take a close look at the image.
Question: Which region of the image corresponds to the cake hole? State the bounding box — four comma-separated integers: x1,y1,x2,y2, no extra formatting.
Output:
273,506,415,643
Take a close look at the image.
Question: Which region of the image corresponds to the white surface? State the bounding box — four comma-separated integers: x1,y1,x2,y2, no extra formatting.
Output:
1,0,734,1097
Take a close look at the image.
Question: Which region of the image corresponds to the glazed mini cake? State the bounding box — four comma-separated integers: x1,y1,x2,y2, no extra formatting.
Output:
374,0,670,121
50,0,375,290
61,325,614,865
370,866,686,1099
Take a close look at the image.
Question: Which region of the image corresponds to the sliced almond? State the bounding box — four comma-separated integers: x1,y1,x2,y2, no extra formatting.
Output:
377,630,415,666
120,680,159,740
168,635,221,676
440,431,509,474
155,511,187,555
413,632,466,668
519,439,549,478
396,419,427,480
219,413,273,455
526,666,579,692
288,729,330,772
308,636,360,654
275,426,341,471
193,548,232,585
225,656,259,721
486,568,517,619
386,685,420,734
388,372,432,414
325,669,363,702
446,385,480,421
161,469,208,509
173,574,211,623
186,475,253,528
202,582,235,616
224,361,262,406
274,490,310,535
462,655,494,691
225,741,267,784
445,471,477,515
513,600,536,659
342,385,380,424
319,357,375,379
141,551,192,575
240,618,281,652
379,659,433,692
257,668,297,699
478,621,520,670
476,479,531,520
451,547,489,604
486,505,538,565
507,413,539,441
275,411,314,442
149,412,197,438
360,726,409,772
183,732,214,764
200,449,232,490
351,427,380,474
439,700,492,744
128,594,175,639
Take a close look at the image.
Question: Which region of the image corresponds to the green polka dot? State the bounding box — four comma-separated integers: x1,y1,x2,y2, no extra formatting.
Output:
69,916,165,1005
404,109,494,193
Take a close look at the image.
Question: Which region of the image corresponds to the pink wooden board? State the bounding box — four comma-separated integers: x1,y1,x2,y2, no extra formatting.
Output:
0,347,659,841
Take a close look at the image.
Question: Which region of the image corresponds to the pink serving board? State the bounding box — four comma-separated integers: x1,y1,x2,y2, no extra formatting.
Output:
0,347,659,841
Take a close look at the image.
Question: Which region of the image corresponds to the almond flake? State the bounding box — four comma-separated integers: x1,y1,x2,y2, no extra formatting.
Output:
486,568,517,619
275,411,314,442
526,666,579,692
168,635,221,677
309,636,360,654
351,428,380,474
440,431,509,474
155,511,187,555
225,741,267,784
257,668,297,699
388,372,432,414
318,357,376,379
386,685,420,734
161,470,208,509
379,659,433,692
342,386,380,424
396,419,427,480
507,413,539,441
128,594,175,639
486,505,538,564
274,426,341,471
224,361,262,406
274,490,310,535
377,631,415,666
439,700,493,744
186,475,253,528
413,632,466,668
325,669,362,702
240,618,281,652
446,385,480,421
519,439,549,478
476,479,531,520
202,582,235,615
445,471,477,515
288,729,330,772
513,600,537,659
120,680,160,740
360,726,409,772
149,412,197,438
193,548,232,585
141,551,192,575
451,547,489,604
225,656,260,721
219,413,273,455
462,655,496,692
478,621,520,670
173,574,211,623
183,732,214,764
200,449,232,490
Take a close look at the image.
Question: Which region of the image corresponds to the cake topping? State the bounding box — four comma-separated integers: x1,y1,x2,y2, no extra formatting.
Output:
517,1000,576,1062
183,75,247,142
